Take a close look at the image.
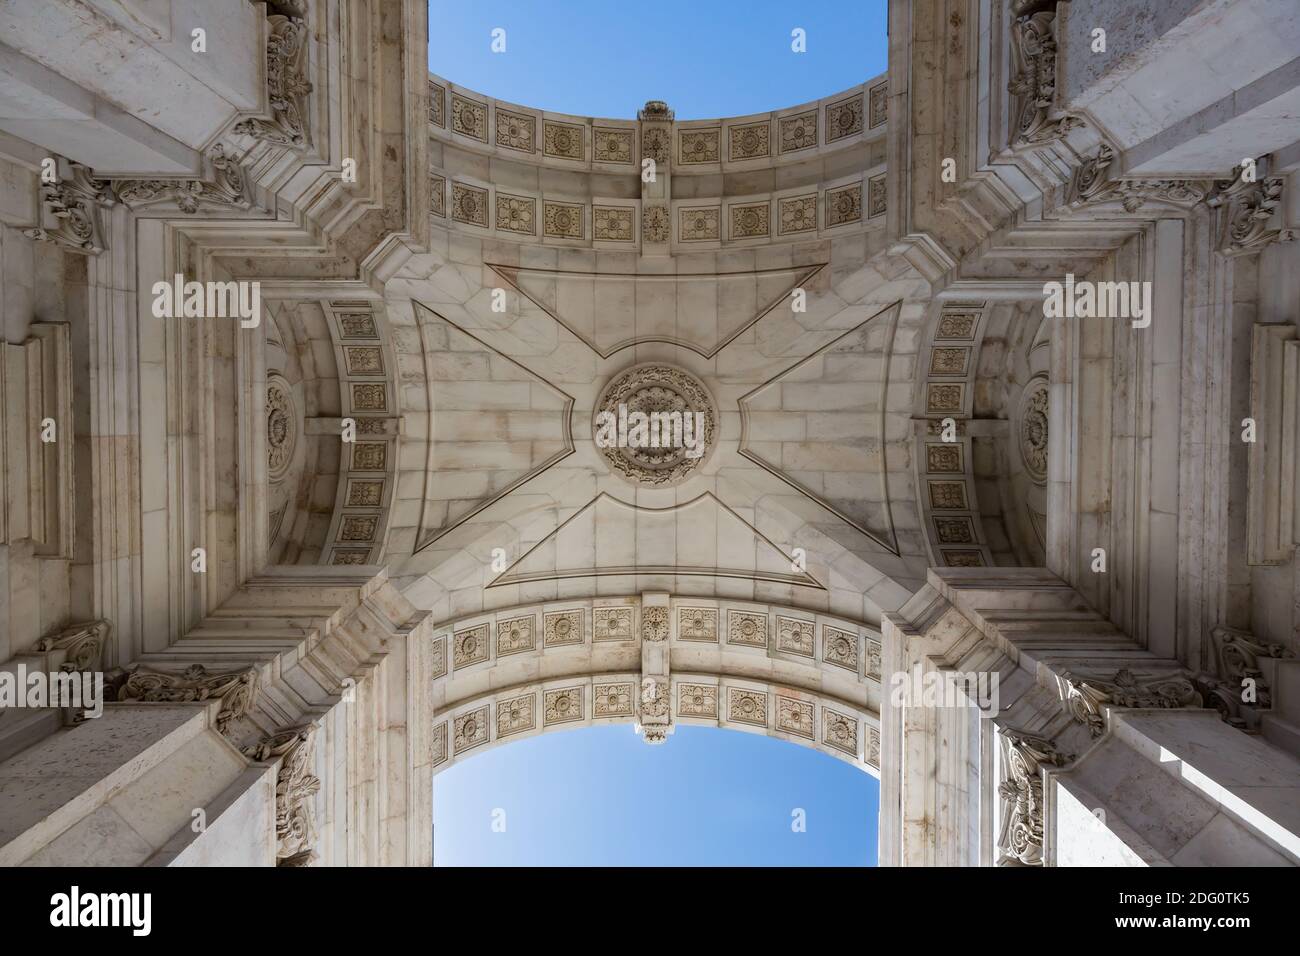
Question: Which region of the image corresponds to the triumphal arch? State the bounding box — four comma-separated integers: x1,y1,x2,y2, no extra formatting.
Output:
0,0,1297,866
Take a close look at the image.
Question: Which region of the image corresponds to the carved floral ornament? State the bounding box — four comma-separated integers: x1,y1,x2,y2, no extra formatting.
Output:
1007,1,1083,148
997,730,1071,866
1017,376,1049,483
1062,668,1202,738
593,364,717,486
35,621,110,672
234,6,314,149
22,163,113,255
106,663,259,738
243,724,321,866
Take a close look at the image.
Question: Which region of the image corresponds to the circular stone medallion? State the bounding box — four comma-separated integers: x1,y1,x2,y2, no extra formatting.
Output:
593,363,717,486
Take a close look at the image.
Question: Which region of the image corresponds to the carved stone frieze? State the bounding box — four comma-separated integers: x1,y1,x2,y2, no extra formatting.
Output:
242,724,321,866
234,10,313,148
997,730,1071,866
23,163,113,255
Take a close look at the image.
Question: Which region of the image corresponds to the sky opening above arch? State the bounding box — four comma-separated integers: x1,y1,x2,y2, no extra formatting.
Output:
428,0,889,121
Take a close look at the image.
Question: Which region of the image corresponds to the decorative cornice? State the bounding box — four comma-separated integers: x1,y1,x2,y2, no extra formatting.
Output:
109,145,253,215
234,9,313,149
22,163,113,255
108,663,259,737
243,724,321,866
997,730,1071,866
1207,170,1296,256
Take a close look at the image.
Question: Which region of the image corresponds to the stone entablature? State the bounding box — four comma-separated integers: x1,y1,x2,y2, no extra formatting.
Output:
428,73,887,248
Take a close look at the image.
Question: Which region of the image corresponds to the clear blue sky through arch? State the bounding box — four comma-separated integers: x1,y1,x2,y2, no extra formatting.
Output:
434,724,879,866
428,0,890,120
427,0,884,866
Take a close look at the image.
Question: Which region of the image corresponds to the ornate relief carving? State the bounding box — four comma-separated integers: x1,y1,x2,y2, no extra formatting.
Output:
935,516,976,544
543,201,584,239
868,82,888,128
593,682,634,717
727,688,768,726
726,610,768,648
234,12,312,148
451,93,488,142
351,442,386,470
1018,376,1049,482
943,549,985,567
543,120,584,160
678,128,720,165
1211,627,1295,709
338,312,378,338
930,347,970,375
23,163,112,254
868,727,880,767
593,205,634,240
779,111,818,153
593,607,634,642
822,625,859,672
729,202,770,239
109,663,258,737
1070,145,1215,212
929,480,968,509
243,724,320,866
777,695,814,739
266,374,297,482
641,606,669,642
778,195,818,235
639,678,671,743
339,515,377,541
496,193,536,235
543,609,583,647
1063,668,1201,733
1207,171,1296,256
451,183,488,226
36,620,110,673
826,95,864,142
594,364,717,485
642,127,671,166
544,687,584,725
496,693,536,737
453,706,489,752
679,206,720,241
867,173,886,218
729,122,770,161
593,128,634,164
496,615,536,656
822,707,858,754
936,310,979,339
677,683,718,718
678,607,718,642
642,204,670,243
927,445,963,473
826,183,862,226
775,616,814,658
997,730,1071,866
350,383,386,411
1007,5,1080,148
866,639,882,681
452,624,489,668
432,722,448,765
495,109,535,152
429,173,446,217
112,145,253,214
430,636,447,680
428,80,445,127
927,382,965,414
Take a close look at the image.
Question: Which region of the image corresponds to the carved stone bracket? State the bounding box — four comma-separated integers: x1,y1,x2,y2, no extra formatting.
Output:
107,662,258,737
1062,667,1202,738
1068,145,1219,212
1211,626,1295,710
22,163,113,255
109,145,253,215
996,729,1072,866
1207,169,1296,256
234,9,313,149
243,723,321,866
35,621,110,673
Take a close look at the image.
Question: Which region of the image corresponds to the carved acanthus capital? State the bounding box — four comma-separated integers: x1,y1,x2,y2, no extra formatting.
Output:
108,662,258,737
1207,170,1296,256
110,145,252,215
243,724,321,865
997,730,1072,866
234,9,313,149
35,621,110,673
23,163,113,255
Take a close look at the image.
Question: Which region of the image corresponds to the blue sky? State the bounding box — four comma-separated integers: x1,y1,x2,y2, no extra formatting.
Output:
427,1,886,866
428,0,889,120
434,724,879,866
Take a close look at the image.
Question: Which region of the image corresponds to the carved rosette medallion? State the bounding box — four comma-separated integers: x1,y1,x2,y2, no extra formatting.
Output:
594,364,717,486
1017,376,1049,483
267,374,297,483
